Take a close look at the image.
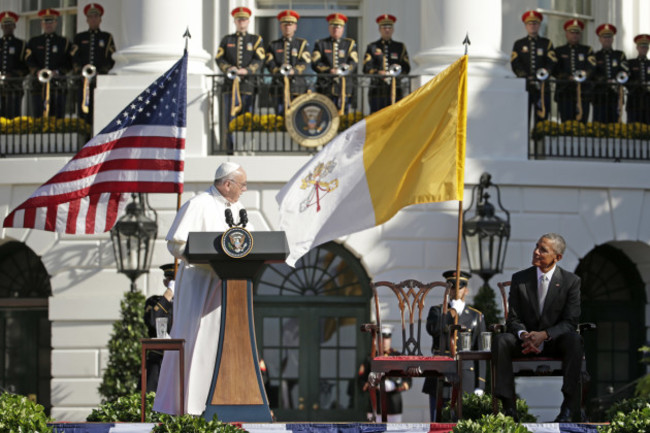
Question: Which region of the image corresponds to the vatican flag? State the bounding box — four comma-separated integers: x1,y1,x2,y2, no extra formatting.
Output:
277,55,467,266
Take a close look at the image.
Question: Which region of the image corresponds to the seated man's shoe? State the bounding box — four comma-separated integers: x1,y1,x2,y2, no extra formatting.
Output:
554,407,573,423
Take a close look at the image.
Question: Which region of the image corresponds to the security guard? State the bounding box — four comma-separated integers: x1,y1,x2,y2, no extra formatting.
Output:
143,263,175,393
510,10,557,124
363,14,410,113
422,270,486,421
626,34,650,124
71,3,115,122
312,13,358,114
216,7,264,153
25,8,72,118
553,19,595,123
592,24,628,123
0,11,28,118
265,9,310,115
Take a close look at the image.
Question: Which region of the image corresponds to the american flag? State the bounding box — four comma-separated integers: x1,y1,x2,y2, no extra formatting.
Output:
3,52,188,234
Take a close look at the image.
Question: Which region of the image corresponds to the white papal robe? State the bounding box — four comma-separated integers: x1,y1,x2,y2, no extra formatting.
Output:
153,185,248,415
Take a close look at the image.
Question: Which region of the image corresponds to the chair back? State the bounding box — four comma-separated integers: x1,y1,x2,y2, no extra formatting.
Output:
371,279,450,357
496,281,511,320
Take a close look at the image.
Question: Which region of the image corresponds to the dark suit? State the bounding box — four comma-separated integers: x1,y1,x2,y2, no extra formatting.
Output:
492,265,582,412
422,304,486,420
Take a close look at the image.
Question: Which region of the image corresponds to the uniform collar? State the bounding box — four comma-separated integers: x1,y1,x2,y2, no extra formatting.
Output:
330,37,340,43
236,31,247,37
381,38,391,44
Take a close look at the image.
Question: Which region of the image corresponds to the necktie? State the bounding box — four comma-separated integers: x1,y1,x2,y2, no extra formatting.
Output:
538,275,548,311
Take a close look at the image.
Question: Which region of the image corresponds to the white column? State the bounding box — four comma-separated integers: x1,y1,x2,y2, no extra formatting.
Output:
111,0,212,74
413,0,510,76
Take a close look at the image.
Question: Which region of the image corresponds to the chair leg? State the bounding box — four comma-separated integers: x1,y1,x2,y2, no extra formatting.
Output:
491,362,498,414
380,379,388,422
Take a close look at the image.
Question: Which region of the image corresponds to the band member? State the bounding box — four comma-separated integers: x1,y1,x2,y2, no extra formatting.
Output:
363,14,410,113
71,3,116,121
265,9,310,115
510,10,557,125
0,11,28,118
312,13,358,114
215,7,264,153
592,24,628,123
553,19,595,123
626,34,650,124
25,8,72,118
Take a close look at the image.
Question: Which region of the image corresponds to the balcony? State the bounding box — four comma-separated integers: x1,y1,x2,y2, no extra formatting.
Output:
527,79,650,162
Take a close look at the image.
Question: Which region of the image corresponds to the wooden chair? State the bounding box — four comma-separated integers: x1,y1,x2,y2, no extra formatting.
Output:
492,281,594,419
361,279,462,422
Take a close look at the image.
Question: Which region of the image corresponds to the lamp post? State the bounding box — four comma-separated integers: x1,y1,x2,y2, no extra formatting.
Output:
110,193,158,291
462,172,511,287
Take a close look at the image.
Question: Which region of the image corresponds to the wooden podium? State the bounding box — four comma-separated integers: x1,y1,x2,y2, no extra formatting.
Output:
185,231,288,422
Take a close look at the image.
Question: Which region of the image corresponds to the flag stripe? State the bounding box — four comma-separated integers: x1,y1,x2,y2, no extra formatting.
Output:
86,193,100,234
66,199,80,234
70,134,184,163
45,157,184,185
105,193,123,232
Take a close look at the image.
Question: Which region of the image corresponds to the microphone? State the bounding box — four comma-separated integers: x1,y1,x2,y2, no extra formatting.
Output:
225,208,234,227
239,209,248,228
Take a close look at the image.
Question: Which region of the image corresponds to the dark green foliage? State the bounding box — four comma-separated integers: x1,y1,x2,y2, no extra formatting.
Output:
471,284,502,328
152,413,248,433
605,396,650,422
0,391,52,432
442,392,537,423
452,413,533,433
635,346,650,397
98,290,148,402
87,392,163,423
598,407,650,433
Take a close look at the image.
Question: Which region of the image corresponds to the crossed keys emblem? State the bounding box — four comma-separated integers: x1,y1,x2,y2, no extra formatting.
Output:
299,160,339,212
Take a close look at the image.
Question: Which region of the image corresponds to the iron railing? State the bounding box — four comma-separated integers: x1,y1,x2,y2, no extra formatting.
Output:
527,79,650,162
0,75,92,157
208,73,416,155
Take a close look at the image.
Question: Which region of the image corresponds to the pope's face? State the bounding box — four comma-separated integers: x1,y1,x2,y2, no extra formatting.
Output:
223,169,248,203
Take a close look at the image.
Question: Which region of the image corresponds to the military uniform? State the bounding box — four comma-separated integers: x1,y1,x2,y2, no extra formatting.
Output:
363,38,410,113
592,24,628,123
312,37,357,110
0,11,28,118
266,34,310,114
71,29,115,74
511,35,557,123
143,294,173,393
553,44,595,123
626,53,649,124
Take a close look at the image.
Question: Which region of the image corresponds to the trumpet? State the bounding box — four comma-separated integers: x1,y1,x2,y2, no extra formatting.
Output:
280,63,293,76
81,64,97,114
386,63,402,76
37,68,53,83
536,68,549,81
615,70,629,84
573,70,587,83
82,64,97,79
226,67,238,80
335,64,351,76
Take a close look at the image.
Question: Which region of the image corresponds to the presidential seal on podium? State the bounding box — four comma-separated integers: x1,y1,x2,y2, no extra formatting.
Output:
285,92,340,148
221,226,254,258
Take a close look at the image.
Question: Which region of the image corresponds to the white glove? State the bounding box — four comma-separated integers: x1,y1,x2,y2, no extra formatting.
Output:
384,379,396,392
474,388,484,396
166,279,175,293
450,299,465,314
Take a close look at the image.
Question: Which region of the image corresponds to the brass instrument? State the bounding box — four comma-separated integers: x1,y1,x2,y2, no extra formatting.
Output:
280,63,293,76
387,63,402,76
81,64,97,114
280,64,293,111
573,70,587,121
226,67,242,117
37,68,53,117
535,68,549,119
616,71,629,123
335,64,351,76
385,64,403,105
335,64,351,115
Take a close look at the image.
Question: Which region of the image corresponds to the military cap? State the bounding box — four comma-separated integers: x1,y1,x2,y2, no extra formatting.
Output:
231,7,252,19
277,9,299,24
376,14,397,26
38,8,60,20
84,3,104,17
634,34,650,46
521,10,543,23
160,263,175,279
214,161,241,180
564,19,584,32
442,270,472,288
327,13,348,26
0,11,19,24
381,325,392,337
596,23,617,37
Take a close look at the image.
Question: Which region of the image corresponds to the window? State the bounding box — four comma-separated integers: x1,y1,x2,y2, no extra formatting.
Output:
21,0,78,41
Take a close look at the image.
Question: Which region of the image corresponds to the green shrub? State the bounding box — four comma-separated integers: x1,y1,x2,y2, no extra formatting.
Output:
598,407,650,433
87,392,163,423
0,391,52,433
98,290,148,402
452,413,532,433
152,414,247,433
442,392,537,423
471,283,502,328
605,396,650,422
